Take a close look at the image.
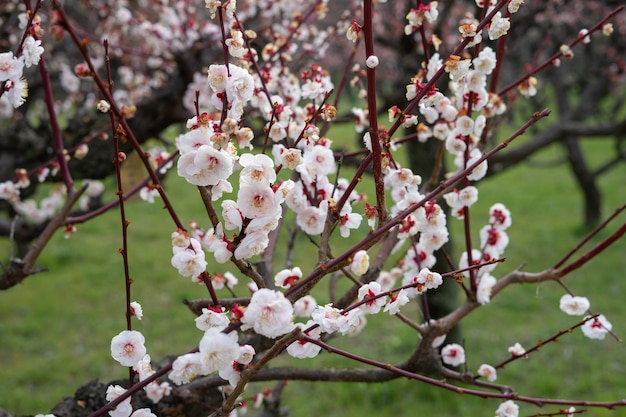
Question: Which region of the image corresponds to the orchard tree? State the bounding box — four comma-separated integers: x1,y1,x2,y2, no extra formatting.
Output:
0,1,625,417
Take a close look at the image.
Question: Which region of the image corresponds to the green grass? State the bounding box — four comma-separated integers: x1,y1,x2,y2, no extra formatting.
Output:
1,135,625,416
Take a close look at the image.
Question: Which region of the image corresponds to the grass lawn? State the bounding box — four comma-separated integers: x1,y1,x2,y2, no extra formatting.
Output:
0,133,625,416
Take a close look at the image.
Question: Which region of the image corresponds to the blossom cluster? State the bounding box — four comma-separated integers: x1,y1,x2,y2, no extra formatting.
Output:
0,8,45,113
4,0,622,416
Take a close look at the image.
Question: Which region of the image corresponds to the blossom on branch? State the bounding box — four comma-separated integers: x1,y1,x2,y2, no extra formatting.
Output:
581,314,612,340
241,288,294,338
559,294,590,316
441,343,465,366
110,330,147,367
495,400,519,417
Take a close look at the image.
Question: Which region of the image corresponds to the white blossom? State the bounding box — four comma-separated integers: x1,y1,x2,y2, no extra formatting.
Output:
559,294,590,316
581,314,612,340
110,330,147,367
198,329,240,374
495,400,519,417
241,288,294,338
441,343,465,366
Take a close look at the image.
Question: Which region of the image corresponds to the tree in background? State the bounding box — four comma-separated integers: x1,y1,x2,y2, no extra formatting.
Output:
0,1,625,416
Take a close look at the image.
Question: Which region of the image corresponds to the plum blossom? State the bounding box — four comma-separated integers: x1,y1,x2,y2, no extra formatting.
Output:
495,400,519,417
366,55,379,69
293,295,317,317
171,237,207,278
195,307,231,331
581,314,612,340
0,52,24,82
0,181,19,202
237,184,280,219
508,342,526,357
472,47,497,76
226,65,255,102
238,344,256,364
339,204,363,238
177,145,234,187
508,0,524,13
297,144,336,177
130,301,143,320
350,250,370,276
169,352,204,385
296,201,328,235
278,147,303,169
357,282,387,314
479,225,509,255
478,364,497,382
489,203,512,230
106,385,132,417
476,273,497,305
312,304,363,335
287,321,322,359
110,330,147,367
465,149,488,181
559,294,590,316
198,329,240,374
417,267,443,290
22,36,44,67
233,230,270,260
383,289,410,315
4,78,28,108
241,288,294,338
488,13,511,40
441,343,465,366
444,56,471,82
239,153,276,185
274,267,303,289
